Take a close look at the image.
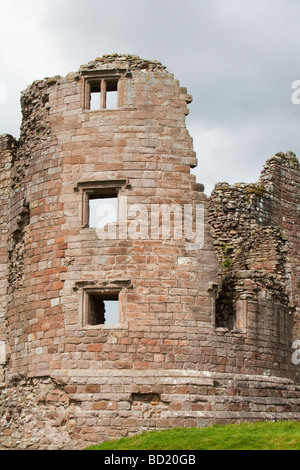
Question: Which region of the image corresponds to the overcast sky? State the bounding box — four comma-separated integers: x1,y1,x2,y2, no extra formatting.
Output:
0,0,299,194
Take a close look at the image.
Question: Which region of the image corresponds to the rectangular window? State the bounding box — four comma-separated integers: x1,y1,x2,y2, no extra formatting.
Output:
89,194,118,229
105,79,118,109
86,78,119,110
89,83,101,110
75,180,128,228
75,279,131,329
87,292,119,326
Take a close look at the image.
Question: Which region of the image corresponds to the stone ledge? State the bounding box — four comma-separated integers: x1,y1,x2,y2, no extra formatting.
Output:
159,410,300,421
51,369,213,379
50,369,296,385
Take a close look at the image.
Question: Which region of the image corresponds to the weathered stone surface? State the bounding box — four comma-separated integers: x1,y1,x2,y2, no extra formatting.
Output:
0,54,299,449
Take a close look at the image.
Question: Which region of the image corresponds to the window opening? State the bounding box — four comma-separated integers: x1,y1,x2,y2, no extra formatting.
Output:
89,195,118,229
89,83,101,110
105,80,118,109
215,278,235,330
87,78,119,110
87,292,119,326
75,179,128,228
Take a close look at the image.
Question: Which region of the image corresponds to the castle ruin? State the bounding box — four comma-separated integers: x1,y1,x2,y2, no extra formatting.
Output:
0,55,299,450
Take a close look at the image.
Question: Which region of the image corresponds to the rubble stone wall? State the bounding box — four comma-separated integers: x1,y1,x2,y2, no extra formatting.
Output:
1,369,300,450
208,153,299,362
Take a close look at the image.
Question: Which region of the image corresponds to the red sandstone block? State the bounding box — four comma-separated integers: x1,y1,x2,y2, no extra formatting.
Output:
191,403,206,411
141,338,157,346
119,338,132,345
115,361,132,369
65,155,86,164
173,164,190,173
133,362,150,370
86,343,103,353
93,401,107,410
230,403,244,412
85,385,100,393
127,302,150,312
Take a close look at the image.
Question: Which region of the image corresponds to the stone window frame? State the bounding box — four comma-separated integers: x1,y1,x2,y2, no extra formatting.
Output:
74,179,129,228
0,341,6,364
74,280,132,330
209,280,248,333
81,69,128,111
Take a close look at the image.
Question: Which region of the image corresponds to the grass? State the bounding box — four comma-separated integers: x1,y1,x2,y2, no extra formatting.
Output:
86,421,300,450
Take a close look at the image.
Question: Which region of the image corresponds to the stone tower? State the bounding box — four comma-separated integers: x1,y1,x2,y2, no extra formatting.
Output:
0,55,299,450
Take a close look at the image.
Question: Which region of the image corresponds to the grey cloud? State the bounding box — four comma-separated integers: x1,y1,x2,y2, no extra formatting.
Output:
0,0,299,193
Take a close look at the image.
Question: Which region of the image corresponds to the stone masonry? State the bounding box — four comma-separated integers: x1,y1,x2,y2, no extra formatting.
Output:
0,55,299,449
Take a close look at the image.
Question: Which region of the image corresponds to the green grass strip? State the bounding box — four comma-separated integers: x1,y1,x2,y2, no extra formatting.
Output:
86,421,300,451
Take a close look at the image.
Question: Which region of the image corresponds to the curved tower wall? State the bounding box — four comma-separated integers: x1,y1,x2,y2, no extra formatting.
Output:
0,55,299,449
7,56,220,376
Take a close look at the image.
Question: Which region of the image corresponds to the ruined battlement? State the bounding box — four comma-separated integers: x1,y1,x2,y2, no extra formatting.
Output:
0,56,299,449
79,54,168,73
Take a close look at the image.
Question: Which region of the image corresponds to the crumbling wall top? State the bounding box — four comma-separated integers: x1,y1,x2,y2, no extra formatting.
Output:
79,54,168,73
0,134,18,152
259,151,300,188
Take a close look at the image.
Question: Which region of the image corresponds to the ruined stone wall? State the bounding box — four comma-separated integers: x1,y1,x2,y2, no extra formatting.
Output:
0,135,15,383
0,56,300,449
1,369,300,450
208,151,299,379
208,182,289,327
4,75,65,376
259,153,300,341
57,56,218,375
3,56,221,380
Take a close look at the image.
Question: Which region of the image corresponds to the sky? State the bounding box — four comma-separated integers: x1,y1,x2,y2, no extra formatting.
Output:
0,0,299,194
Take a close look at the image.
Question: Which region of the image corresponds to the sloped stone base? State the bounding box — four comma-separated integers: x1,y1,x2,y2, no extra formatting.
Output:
1,369,300,449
